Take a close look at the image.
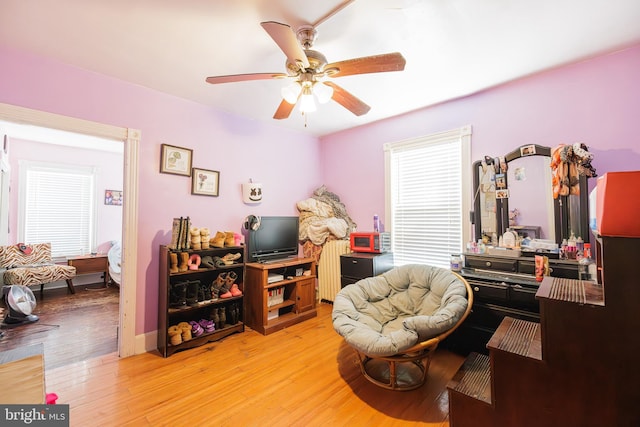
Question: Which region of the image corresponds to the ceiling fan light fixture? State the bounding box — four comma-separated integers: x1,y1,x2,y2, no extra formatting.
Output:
313,82,333,104
281,82,301,104
300,86,317,113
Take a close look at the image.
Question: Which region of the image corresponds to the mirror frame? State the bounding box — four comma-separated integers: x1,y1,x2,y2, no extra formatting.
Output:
472,144,589,245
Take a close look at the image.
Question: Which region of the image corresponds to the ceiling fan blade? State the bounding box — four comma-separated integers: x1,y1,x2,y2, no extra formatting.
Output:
324,82,371,116
260,21,310,70
206,73,287,84
325,52,406,78
273,98,297,120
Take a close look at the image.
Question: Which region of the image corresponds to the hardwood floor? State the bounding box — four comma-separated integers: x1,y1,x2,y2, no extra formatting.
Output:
43,302,465,426
1,284,119,370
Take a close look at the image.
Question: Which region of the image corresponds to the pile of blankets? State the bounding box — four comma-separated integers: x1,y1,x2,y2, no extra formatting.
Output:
297,185,357,260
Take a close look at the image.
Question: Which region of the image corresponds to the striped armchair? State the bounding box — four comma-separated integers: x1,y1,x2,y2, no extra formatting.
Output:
0,243,76,295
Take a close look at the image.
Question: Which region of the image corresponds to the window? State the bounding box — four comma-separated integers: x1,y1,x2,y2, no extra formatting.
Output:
19,161,97,259
384,126,472,268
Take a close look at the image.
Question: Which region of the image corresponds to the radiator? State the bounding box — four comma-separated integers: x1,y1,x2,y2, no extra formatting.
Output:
318,240,351,303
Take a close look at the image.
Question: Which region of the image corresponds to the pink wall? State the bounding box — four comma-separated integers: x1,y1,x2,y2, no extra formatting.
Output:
8,138,123,252
320,45,640,232
0,45,321,335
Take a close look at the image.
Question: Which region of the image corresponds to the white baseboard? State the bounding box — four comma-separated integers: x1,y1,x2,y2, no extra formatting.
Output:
135,330,158,354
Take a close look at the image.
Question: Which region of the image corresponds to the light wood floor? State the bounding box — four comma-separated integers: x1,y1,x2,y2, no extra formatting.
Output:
45,302,465,426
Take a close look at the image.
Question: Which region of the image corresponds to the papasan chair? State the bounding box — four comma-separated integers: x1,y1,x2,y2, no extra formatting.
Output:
332,264,473,390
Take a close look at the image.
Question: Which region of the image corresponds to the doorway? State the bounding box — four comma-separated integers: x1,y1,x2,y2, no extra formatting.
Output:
0,101,138,358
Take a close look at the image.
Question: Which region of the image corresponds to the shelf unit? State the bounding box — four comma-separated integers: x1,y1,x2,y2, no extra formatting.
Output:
244,257,317,335
158,245,245,357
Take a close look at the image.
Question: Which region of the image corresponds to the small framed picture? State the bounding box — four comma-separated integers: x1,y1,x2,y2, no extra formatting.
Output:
105,190,123,205
160,144,193,176
496,189,510,199
520,144,536,157
495,173,506,189
191,168,220,197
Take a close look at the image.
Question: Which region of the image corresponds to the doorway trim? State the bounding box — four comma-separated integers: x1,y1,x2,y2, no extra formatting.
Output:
0,101,138,358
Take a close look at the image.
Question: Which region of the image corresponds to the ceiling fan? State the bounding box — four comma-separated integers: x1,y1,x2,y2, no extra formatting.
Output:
205,19,406,120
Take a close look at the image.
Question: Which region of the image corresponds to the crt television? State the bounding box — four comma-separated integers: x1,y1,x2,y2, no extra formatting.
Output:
247,216,300,263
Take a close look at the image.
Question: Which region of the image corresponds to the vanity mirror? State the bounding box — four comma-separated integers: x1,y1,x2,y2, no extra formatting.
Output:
472,144,590,246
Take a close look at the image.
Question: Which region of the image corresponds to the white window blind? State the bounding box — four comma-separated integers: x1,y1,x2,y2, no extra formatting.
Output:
384,126,472,268
20,161,96,259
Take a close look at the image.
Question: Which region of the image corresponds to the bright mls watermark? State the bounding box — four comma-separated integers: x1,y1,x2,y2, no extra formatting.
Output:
0,405,69,426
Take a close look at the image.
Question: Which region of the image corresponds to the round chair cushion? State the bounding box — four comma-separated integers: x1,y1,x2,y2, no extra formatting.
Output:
332,264,468,357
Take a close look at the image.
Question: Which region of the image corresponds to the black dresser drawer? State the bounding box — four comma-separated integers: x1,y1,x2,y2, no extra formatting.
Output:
340,252,394,283
467,279,509,303
519,259,579,279
465,255,518,272
510,284,539,310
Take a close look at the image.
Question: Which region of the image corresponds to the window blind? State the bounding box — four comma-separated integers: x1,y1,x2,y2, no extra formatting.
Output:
21,162,96,258
385,126,471,268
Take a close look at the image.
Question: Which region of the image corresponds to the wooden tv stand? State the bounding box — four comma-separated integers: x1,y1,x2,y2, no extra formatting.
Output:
244,257,317,335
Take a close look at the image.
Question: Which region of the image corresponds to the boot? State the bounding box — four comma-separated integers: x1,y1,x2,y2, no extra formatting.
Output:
178,252,189,272
210,231,225,248
169,252,179,273
210,280,220,300
224,231,235,247
210,307,219,328
169,281,187,307
200,228,211,249
200,281,212,301
169,217,181,250
229,303,238,325
186,280,200,306
226,271,238,287
218,307,226,329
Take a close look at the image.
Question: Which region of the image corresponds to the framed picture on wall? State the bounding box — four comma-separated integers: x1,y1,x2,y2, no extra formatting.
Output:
191,168,220,196
105,190,123,205
160,144,193,176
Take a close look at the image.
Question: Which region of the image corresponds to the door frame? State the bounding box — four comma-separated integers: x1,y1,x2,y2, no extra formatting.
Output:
0,101,139,358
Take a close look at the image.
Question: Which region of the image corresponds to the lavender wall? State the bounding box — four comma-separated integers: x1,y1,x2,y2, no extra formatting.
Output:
0,45,321,335
320,45,640,234
9,138,123,252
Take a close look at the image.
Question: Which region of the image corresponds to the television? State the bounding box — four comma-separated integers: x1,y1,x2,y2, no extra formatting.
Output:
247,216,300,263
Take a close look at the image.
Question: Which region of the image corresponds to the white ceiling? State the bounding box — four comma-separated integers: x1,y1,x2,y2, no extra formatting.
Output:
1,0,640,137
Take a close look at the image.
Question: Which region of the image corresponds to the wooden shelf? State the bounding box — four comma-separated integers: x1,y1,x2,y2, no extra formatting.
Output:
158,245,245,357
244,257,317,335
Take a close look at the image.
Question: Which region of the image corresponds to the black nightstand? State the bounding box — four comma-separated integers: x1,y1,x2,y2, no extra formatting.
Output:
340,252,394,287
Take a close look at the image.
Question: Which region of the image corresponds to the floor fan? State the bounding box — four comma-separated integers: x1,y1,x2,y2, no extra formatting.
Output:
2,285,39,324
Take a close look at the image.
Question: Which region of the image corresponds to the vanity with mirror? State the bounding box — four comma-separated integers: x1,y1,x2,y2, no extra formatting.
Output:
446,143,593,355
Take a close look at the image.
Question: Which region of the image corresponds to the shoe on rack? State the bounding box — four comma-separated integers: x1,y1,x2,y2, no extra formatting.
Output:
221,253,241,264
169,281,188,307
186,280,200,306
199,318,215,333
178,322,192,341
225,271,238,287
224,232,235,247
169,252,179,273
168,326,182,345
219,284,232,299
190,320,204,337
210,231,225,248
178,252,189,272
188,254,201,270
200,281,212,301
230,283,242,297
218,307,227,328
201,256,215,268
228,303,239,325
210,307,220,327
